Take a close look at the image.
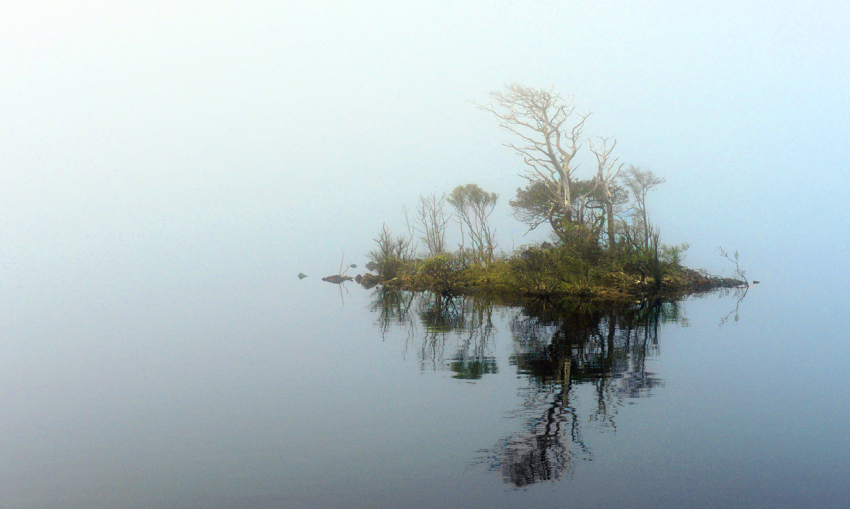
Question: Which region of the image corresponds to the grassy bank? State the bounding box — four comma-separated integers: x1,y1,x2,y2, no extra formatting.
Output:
362,242,745,302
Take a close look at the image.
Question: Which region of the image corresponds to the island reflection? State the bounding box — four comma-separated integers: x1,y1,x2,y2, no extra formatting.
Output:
370,288,499,377
493,298,679,487
369,289,684,487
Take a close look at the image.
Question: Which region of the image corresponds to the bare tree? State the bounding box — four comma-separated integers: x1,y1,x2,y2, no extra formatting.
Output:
477,84,590,242
369,223,415,280
719,247,748,286
620,166,665,249
412,192,452,257
448,184,498,263
588,137,624,250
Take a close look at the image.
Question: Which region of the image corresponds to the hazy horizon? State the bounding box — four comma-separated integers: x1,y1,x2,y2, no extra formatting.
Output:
2,1,848,286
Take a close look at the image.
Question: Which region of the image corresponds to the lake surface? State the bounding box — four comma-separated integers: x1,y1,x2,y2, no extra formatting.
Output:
2,263,849,508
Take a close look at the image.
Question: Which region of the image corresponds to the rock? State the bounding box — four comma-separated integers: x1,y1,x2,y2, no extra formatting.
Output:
322,275,353,284
297,273,308,279
358,273,380,289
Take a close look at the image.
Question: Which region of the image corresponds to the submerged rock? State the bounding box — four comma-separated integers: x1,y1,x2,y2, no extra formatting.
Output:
297,273,308,279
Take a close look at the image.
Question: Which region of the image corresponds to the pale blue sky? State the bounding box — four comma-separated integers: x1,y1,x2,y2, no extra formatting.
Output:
2,0,848,285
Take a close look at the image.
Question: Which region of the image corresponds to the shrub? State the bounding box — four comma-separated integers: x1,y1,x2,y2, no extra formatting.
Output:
418,253,469,293
510,243,591,294
369,224,414,281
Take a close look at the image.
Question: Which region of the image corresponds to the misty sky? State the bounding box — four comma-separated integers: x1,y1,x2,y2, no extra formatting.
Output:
2,1,848,286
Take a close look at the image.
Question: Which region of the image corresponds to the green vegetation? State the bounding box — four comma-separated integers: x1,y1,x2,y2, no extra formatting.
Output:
367,226,736,300
363,85,745,300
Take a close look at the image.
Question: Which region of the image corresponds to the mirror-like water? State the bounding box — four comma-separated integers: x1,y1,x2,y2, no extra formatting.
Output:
2,265,848,508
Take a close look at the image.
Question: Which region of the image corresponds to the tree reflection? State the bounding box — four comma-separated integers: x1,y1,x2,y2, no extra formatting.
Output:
368,290,687,487
369,289,499,378
718,285,748,327
480,298,681,487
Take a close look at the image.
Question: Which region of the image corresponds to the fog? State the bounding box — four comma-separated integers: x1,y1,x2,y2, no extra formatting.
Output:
4,4,850,507
2,0,849,288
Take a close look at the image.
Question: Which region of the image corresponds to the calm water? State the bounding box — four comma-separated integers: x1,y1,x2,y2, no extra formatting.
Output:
2,260,849,508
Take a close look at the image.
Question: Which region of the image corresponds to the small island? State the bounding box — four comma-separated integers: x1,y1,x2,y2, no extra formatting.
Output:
356,227,744,301
336,85,747,301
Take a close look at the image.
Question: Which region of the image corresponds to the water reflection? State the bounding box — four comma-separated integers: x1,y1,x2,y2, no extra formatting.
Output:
370,289,498,377
718,286,748,327
487,299,680,487
368,290,684,486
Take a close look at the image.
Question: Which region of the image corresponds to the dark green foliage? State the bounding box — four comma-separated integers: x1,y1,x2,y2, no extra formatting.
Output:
620,231,690,289
510,246,560,293
510,178,628,240
509,181,555,232
510,241,598,296
418,253,470,293
558,223,603,266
